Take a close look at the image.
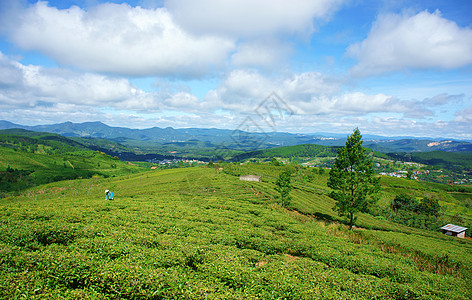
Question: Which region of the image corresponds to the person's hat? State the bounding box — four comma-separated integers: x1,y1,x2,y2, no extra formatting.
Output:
105,189,109,193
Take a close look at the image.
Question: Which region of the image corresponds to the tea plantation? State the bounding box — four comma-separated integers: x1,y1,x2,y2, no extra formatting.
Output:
1,166,471,299
0,146,143,195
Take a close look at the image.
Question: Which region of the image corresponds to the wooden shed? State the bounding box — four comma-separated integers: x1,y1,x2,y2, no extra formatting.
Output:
441,224,468,238
239,175,262,182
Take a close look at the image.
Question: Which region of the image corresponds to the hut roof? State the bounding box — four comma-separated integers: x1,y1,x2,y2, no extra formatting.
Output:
239,175,261,181
240,175,260,179
440,224,468,233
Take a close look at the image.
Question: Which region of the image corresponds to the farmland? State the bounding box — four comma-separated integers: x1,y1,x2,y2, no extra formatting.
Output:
1,166,471,299
0,132,144,195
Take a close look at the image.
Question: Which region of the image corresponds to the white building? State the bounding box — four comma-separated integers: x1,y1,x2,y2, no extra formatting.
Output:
239,175,262,182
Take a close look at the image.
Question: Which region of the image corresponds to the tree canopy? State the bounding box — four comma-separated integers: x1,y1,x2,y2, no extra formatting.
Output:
275,170,292,207
327,128,379,229
392,193,417,212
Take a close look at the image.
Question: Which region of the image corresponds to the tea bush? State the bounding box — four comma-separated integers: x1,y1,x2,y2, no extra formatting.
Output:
1,167,471,299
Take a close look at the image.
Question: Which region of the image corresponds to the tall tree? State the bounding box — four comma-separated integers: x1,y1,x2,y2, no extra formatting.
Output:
328,128,379,229
275,171,292,207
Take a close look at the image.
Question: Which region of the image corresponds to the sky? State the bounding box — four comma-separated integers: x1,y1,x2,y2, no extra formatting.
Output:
0,0,471,139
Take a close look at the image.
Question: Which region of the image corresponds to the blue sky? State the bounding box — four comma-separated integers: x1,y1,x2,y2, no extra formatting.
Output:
0,0,471,139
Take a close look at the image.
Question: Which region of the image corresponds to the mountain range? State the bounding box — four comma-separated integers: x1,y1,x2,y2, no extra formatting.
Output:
1,120,472,153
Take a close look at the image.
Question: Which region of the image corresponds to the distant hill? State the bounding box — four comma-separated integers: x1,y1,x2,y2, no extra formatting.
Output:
0,129,179,162
0,121,315,151
0,131,144,193
365,139,472,153
0,120,25,129
387,151,472,173
231,143,339,161
1,120,472,153
0,129,88,154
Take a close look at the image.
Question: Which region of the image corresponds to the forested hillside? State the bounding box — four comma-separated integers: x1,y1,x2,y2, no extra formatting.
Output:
231,143,338,161
388,151,472,173
0,129,88,154
0,131,143,195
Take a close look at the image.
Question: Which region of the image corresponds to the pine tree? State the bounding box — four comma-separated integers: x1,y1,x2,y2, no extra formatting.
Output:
328,128,379,229
275,171,292,207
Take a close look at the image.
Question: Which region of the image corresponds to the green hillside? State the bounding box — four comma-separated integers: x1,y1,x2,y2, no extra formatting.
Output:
231,143,472,171
388,151,472,173
0,129,88,154
231,143,338,162
70,136,134,154
0,132,144,194
1,166,471,298
224,162,472,232
230,144,472,185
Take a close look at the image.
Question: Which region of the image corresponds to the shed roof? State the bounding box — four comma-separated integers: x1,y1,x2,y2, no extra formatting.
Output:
440,224,468,233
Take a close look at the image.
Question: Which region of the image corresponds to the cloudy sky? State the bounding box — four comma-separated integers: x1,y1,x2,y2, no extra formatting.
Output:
0,0,471,139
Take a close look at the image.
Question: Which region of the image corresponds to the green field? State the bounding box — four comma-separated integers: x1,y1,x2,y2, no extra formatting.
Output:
227,162,472,231
0,145,143,195
1,166,471,299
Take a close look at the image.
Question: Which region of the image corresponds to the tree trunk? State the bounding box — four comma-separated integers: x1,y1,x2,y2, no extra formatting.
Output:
349,212,354,230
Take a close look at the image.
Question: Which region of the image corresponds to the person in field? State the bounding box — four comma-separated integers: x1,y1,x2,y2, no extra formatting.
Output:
105,189,114,200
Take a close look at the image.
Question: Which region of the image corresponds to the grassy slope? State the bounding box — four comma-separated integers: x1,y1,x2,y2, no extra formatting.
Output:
233,163,472,227
1,167,471,299
0,146,143,193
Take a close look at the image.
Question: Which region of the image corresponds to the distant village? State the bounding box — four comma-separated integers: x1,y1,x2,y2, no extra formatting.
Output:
145,153,472,185
374,159,472,185
147,158,206,167
301,156,472,185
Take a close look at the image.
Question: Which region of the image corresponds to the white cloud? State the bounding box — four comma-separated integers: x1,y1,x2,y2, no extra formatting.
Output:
2,52,470,139
0,52,23,88
281,72,342,100
163,92,201,109
0,51,161,111
454,106,472,123
0,103,103,126
201,70,275,114
20,66,140,105
365,116,472,139
231,40,292,69
166,0,344,38
7,1,234,77
421,93,464,106
293,92,408,115
222,69,273,99
203,69,412,116
347,10,472,76
334,93,405,113
166,0,345,69
3,0,345,74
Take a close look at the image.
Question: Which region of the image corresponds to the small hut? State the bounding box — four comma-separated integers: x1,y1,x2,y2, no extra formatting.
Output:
239,175,262,182
441,224,468,238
